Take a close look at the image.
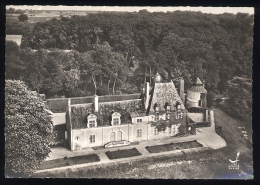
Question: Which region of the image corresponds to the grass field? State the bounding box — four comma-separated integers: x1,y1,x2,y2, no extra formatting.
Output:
33,105,253,179
38,154,100,170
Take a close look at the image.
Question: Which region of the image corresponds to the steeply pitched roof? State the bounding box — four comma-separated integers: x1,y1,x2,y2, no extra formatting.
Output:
188,77,207,93
194,77,203,85
147,81,185,113
70,99,143,129
130,111,147,118
70,93,141,105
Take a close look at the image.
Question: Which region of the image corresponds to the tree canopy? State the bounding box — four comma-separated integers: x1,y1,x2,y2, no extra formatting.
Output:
6,11,253,98
5,80,53,177
18,14,28,22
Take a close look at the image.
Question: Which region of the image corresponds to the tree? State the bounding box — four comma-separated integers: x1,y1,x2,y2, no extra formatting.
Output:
18,14,28,22
5,80,53,177
207,91,216,108
227,76,251,120
5,41,25,80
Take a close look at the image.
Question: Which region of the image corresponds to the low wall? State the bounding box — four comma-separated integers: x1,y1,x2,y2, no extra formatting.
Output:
188,113,204,122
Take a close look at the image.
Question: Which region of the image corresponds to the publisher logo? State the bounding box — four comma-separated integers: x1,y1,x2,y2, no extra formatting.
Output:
228,152,240,170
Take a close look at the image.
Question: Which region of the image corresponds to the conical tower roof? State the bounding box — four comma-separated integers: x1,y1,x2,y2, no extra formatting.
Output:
188,77,207,93
154,72,162,83
194,77,203,85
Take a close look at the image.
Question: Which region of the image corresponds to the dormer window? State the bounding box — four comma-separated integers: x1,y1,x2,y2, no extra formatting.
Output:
155,104,159,113
176,111,183,119
87,114,97,128
166,105,171,112
111,112,121,126
155,114,159,121
176,102,181,110
113,118,119,125
89,120,95,128
166,113,170,120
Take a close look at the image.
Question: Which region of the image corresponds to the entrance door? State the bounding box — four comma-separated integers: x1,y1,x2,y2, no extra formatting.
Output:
110,132,116,142
117,131,122,141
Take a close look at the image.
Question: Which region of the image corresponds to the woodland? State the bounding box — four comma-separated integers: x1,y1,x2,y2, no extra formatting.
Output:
6,10,253,118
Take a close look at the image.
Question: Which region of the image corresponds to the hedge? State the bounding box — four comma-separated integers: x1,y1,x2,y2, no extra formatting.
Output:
46,98,68,113
196,121,211,128
99,93,140,102
70,96,94,105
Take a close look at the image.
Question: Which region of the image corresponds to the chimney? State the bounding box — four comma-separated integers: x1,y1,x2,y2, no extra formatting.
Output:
145,82,150,110
178,79,185,103
94,95,99,112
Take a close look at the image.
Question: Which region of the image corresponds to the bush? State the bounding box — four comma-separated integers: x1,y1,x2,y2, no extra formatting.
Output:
105,148,141,160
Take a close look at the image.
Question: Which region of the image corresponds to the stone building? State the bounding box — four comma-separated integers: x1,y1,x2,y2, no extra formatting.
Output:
65,72,190,151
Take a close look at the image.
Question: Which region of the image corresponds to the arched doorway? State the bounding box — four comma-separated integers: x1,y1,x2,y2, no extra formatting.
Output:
117,131,122,141
110,132,116,142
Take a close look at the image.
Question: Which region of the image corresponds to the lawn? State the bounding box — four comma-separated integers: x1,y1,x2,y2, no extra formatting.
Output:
145,140,203,154
33,106,253,179
38,154,100,170
105,148,141,160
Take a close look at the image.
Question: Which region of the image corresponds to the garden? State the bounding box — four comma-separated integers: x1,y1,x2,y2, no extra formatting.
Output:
105,148,141,160
38,154,100,170
145,140,203,154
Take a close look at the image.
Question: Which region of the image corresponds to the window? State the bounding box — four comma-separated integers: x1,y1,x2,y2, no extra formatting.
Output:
154,128,159,135
176,102,181,110
166,105,171,112
87,114,97,128
88,120,95,128
155,106,159,113
89,135,95,143
166,113,170,120
176,112,183,119
155,114,159,121
137,129,142,137
111,112,121,126
137,118,142,123
113,118,119,125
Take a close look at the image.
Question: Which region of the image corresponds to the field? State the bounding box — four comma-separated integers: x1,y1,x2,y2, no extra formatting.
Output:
33,105,253,179
6,11,87,26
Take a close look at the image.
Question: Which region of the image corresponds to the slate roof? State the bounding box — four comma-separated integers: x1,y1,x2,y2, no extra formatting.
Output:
70,93,141,105
99,93,141,102
147,81,185,113
194,77,203,85
188,77,207,93
130,111,147,118
70,99,142,129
